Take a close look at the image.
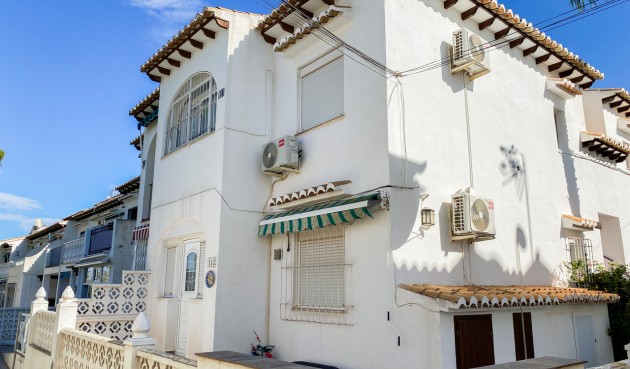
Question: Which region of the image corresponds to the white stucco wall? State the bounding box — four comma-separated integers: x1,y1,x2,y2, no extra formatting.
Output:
135,0,627,367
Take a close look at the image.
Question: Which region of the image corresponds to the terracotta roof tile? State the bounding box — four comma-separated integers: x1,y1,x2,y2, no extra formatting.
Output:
129,88,159,119
26,221,67,241
268,180,351,207
462,0,603,82
130,134,143,151
140,8,229,81
400,284,619,309
115,176,141,195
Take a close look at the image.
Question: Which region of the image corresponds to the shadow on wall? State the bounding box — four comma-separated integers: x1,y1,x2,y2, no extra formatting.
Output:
499,145,536,261
395,244,557,287
552,105,581,217
388,156,428,252
389,149,559,286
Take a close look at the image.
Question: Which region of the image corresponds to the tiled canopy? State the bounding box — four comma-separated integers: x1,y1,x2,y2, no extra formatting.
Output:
401,284,619,309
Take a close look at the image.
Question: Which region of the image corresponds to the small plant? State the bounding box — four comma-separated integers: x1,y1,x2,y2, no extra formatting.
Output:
563,259,590,286
251,330,274,358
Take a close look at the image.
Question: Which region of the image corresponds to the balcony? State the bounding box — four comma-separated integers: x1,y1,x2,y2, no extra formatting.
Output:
87,224,114,255
61,238,85,265
46,247,62,267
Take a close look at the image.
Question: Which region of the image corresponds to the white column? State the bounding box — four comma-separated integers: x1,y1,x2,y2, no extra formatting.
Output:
52,286,78,369
625,342,630,359
30,287,48,315
123,312,156,369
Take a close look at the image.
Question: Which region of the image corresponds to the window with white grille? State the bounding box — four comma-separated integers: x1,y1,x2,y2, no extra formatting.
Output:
300,52,344,131
164,72,217,155
281,226,352,325
566,237,593,281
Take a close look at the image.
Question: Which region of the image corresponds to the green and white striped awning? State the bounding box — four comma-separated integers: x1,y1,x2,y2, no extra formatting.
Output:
258,193,382,236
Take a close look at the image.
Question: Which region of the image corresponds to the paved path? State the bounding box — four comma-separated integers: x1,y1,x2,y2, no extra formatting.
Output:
0,345,13,369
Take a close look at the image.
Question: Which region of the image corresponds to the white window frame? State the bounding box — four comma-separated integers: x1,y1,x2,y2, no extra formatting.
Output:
164,72,217,155
163,246,178,297
280,226,352,325
299,51,344,132
184,250,198,294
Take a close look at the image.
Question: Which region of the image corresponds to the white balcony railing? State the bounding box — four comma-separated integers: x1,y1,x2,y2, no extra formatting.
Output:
61,238,85,265
133,239,148,271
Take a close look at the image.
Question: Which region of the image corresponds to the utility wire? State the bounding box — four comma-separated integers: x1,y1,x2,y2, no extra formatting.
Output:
254,0,626,80
397,0,628,77
398,0,625,75
253,0,394,78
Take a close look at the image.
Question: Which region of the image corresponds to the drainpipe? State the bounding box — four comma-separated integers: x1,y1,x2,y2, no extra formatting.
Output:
265,69,274,345
463,74,474,189
265,70,274,141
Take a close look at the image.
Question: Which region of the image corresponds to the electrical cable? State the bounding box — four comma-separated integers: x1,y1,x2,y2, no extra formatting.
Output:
253,0,627,83
398,0,626,75
397,0,628,77
253,0,393,78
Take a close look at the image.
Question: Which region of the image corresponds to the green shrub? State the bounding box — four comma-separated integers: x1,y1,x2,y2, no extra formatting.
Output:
567,262,630,360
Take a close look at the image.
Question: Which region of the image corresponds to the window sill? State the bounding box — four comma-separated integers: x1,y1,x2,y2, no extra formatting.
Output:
161,130,215,159
291,306,348,313
297,114,345,136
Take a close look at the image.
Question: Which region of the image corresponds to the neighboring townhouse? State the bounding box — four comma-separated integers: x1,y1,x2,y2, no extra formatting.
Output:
127,1,630,368
3,221,66,308
47,177,140,300
0,236,25,307
26,222,67,307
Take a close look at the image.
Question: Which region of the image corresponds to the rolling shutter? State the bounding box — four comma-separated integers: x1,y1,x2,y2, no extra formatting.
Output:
164,247,177,296
301,56,344,131
197,242,206,298
296,227,345,308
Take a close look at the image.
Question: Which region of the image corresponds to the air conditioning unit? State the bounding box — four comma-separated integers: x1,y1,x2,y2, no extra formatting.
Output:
451,188,496,238
262,136,300,175
451,29,491,80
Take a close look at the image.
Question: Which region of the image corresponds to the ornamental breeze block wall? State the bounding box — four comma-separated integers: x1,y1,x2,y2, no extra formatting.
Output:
75,271,150,341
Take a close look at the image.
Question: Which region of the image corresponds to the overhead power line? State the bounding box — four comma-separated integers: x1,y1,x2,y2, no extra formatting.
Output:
251,0,627,80
397,0,628,77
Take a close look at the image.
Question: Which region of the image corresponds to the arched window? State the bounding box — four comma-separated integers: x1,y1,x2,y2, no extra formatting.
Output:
184,252,198,292
164,72,217,154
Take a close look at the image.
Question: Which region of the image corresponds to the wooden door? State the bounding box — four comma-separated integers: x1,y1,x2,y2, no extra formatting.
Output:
513,312,535,360
454,315,495,369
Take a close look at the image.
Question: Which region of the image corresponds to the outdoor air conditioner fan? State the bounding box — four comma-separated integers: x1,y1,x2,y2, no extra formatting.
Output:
451,29,491,80
451,188,496,241
262,142,278,170
470,198,490,232
261,136,300,176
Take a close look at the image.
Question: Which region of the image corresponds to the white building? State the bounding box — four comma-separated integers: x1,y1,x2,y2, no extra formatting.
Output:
128,1,630,368
0,236,26,307
54,177,140,300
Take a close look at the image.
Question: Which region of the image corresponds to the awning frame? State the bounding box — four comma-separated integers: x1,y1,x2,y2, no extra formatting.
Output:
258,192,385,236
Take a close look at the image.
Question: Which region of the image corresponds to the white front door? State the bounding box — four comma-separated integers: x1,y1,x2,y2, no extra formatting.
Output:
176,241,200,356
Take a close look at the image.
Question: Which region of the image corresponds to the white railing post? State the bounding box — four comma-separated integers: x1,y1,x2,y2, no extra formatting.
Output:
123,312,156,369
22,288,52,369
52,287,78,369
30,287,48,315
625,343,630,359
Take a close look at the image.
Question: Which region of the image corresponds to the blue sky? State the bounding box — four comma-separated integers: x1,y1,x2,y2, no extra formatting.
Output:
0,0,627,239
